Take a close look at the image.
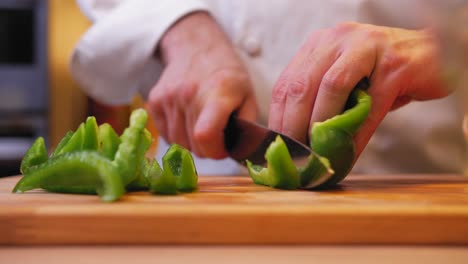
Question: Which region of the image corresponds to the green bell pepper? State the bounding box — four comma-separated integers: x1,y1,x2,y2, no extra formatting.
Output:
50,131,73,157
126,129,153,191
145,144,199,194
56,123,85,155
247,88,371,189
146,158,177,194
98,123,121,160
112,108,149,185
246,136,300,189
310,88,371,187
147,144,198,194
20,137,48,174
13,108,199,201
83,116,99,151
13,151,125,202
162,144,198,192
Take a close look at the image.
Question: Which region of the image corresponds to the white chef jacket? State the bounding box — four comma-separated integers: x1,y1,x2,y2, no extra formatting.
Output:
71,0,467,175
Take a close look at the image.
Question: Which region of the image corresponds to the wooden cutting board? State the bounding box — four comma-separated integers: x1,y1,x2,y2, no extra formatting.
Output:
1,174,468,245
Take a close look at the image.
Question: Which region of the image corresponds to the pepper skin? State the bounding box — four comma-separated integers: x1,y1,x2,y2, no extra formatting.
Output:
112,108,148,185
13,108,199,201
20,137,48,174
98,123,121,160
147,158,177,195
310,89,371,187
13,151,125,202
247,89,370,189
83,116,99,151
126,129,153,191
246,136,300,189
56,123,85,155
162,144,198,192
50,131,73,157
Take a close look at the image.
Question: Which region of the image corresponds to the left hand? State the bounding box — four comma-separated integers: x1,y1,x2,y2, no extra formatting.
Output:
268,22,449,158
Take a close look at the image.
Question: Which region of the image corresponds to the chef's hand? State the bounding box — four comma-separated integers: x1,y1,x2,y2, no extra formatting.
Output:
148,12,257,159
269,22,449,158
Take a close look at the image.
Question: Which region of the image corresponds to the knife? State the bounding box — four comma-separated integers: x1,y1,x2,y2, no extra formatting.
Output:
224,115,318,168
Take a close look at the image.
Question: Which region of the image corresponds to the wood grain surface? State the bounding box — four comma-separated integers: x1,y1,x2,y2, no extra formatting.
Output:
1,174,468,245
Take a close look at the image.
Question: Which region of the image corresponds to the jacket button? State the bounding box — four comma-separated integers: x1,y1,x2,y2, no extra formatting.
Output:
242,36,262,57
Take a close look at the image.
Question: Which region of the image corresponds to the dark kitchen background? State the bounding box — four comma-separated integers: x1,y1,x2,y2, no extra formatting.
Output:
0,0,150,177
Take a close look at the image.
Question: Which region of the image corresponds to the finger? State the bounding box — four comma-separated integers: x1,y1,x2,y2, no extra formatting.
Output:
148,93,169,142
353,73,400,159
310,48,376,130
390,96,412,111
194,99,235,159
184,102,203,157
269,46,338,143
166,100,190,148
237,92,258,122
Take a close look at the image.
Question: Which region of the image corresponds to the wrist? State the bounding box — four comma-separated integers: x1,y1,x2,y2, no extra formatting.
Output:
159,12,229,64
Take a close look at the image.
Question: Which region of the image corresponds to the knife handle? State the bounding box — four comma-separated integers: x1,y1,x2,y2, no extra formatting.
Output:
224,112,239,153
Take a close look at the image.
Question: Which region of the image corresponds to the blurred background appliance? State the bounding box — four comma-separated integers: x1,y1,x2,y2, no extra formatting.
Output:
0,0,47,176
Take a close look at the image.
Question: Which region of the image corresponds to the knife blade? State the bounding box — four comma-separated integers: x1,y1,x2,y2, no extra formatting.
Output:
224,115,315,167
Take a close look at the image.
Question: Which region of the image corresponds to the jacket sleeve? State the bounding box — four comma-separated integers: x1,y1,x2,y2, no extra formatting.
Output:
70,0,211,105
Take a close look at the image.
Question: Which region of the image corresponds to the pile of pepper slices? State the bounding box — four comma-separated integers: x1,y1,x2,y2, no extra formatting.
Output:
13,87,371,202
13,109,198,202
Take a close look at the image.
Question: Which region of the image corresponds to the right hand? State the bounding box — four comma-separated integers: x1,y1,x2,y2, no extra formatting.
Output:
148,12,257,159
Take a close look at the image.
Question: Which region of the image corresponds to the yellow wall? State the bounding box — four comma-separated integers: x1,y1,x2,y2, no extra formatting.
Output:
48,0,90,147
47,0,159,154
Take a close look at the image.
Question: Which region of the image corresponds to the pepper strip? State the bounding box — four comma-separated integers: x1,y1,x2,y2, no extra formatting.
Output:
51,131,73,157
246,136,300,189
20,137,48,174
126,129,153,191
112,108,148,185
13,151,125,202
56,123,85,155
162,144,198,192
98,123,121,160
147,159,177,194
310,89,371,187
83,116,99,151
247,89,370,189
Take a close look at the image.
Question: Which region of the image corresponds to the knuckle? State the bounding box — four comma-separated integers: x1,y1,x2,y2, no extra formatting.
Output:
379,49,407,75
287,79,309,98
148,93,164,112
193,128,211,145
321,70,346,95
271,77,289,104
180,83,198,104
272,75,309,103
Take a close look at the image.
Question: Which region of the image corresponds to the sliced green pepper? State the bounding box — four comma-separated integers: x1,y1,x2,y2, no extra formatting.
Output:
83,116,99,151
246,136,300,189
162,144,198,192
51,131,73,157
113,108,148,185
13,108,199,201
247,88,370,189
126,129,152,191
147,159,177,194
13,151,125,202
310,88,371,187
98,123,121,160
56,123,85,155
20,137,48,174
